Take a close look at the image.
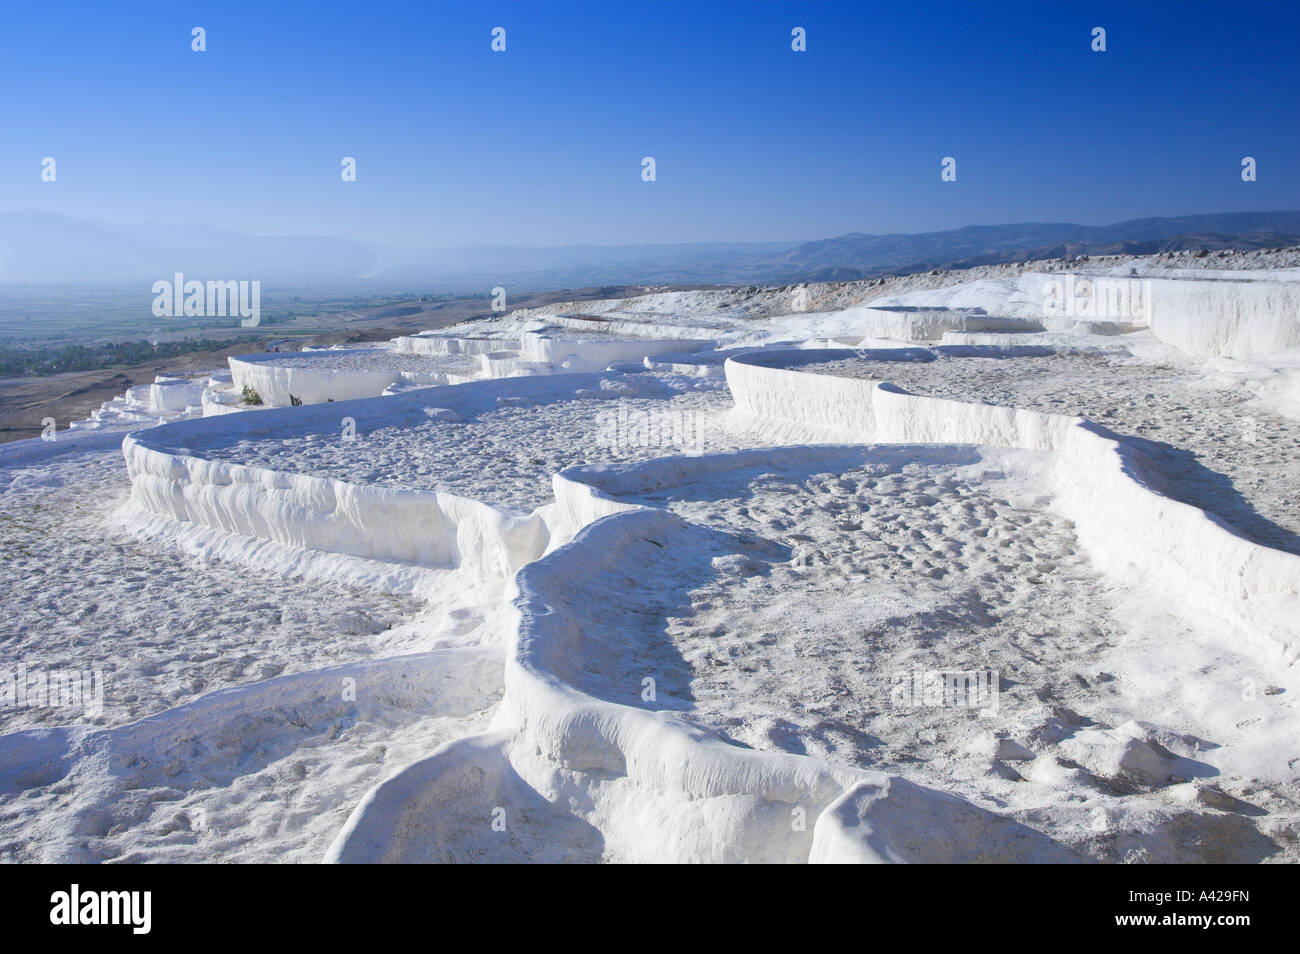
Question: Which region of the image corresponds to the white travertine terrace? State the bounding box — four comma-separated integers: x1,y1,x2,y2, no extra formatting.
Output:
6,260,1298,863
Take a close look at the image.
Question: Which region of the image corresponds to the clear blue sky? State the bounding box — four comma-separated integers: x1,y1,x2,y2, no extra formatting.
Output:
2,0,1297,247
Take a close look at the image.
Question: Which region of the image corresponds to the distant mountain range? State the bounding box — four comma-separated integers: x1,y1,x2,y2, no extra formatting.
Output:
2,209,1298,291
773,212,1300,281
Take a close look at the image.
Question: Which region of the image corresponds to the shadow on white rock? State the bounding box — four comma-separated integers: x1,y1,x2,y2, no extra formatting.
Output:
810,777,1083,863
324,732,604,863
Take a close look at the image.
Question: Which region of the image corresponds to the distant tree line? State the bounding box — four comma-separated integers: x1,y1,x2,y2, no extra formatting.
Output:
0,337,232,376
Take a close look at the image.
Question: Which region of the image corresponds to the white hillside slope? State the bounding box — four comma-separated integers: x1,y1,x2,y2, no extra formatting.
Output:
1,253,1298,863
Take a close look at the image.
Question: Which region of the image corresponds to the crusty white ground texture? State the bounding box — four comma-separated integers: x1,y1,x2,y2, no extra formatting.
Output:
1,251,1298,864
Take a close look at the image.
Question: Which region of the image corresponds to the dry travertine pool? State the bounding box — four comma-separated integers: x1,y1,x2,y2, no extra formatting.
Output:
240,347,484,378
0,447,425,734
198,375,748,513
800,348,1300,554
555,445,1296,862
571,448,1121,768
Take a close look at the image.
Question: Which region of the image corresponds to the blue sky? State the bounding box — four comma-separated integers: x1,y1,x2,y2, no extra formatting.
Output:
2,0,1297,247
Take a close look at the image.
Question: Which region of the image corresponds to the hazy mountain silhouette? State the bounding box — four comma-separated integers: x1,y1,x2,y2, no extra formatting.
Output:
2,209,1297,289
